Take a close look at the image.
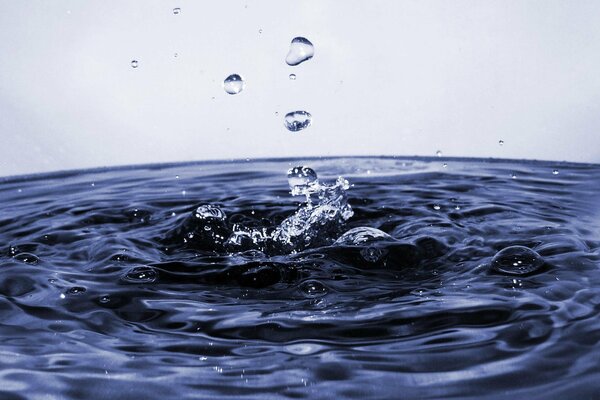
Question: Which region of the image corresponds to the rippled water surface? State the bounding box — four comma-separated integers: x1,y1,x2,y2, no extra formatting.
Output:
1,157,600,399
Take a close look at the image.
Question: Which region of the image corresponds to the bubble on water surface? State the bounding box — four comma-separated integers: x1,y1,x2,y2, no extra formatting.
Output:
284,111,312,132
122,266,158,283
299,280,328,298
335,227,392,246
287,166,318,195
491,246,545,276
223,74,245,95
13,252,39,265
131,60,138,68
285,37,314,66
66,286,86,295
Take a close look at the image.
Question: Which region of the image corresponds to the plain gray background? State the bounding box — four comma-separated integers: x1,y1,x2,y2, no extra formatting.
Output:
1,0,599,176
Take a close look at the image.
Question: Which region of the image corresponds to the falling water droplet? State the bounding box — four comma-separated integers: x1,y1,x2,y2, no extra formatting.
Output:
552,169,559,175
499,140,504,146
173,7,181,14
284,111,312,132
436,150,442,157
223,74,245,95
285,37,314,66
289,73,296,80
131,60,138,68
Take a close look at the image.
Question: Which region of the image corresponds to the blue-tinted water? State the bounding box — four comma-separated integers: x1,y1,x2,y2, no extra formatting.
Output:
1,157,599,399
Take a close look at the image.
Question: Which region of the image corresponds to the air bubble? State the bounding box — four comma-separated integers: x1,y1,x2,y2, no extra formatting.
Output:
299,280,328,298
491,246,545,276
285,37,314,66
223,74,245,95
284,111,312,132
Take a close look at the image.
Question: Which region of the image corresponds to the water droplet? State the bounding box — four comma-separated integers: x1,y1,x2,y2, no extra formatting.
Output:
436,150,442,157
131,60,138,68
285,37,314,66
433,204,441,210
552,169,559,175
122,266,158,284
99,296,110,304
299,280,328,298
174,52,178,58
442,163,447,168
289,73,296,80
258,28,262,34
491,246,544,276
66,286,86,295
223,74,245,95
284,111,312,132
499,140,504,146
511,173,517,179
287,166,318,195
173,7,181,14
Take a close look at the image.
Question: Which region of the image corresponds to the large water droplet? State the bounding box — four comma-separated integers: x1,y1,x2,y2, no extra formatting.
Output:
287,166,318,195
131,60,138,68
285,37,314,66
491,246,545,276
284,111,312,132
223,74,245,95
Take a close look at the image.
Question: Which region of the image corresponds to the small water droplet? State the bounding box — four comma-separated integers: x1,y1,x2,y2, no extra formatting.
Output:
499,140,504,146
284,111,312,132
174,52,178,58
442,163,447,168
289,73,296,80
285,37,314,66
433,204,441,210
454,205,461,210
258,28,262,34
223,74,245,95
99,296,110,304
552,169,559,175
173,7,181,14
131,60,138,68
511,173,517,179
436,150,442,157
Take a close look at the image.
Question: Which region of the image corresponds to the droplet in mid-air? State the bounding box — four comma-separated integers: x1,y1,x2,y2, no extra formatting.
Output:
287,166,318,195
289,73,296,80
436,150,442,157
285,37,314,66
499,140,504,146
284,111,312,132
173,7,181,14
223,74,245,95
491,246,545,276
131,60,138,68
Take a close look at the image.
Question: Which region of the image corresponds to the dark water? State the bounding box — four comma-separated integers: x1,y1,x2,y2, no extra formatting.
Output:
1,157,600,399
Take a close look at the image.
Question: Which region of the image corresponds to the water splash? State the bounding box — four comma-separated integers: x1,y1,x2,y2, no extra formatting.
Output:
285,37,314,66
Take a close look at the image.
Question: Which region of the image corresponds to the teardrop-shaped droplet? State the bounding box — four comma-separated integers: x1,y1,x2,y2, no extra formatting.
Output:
491,246,545,276
284,111,312,132
285,37,314,66
287,166,318,195
223,74,245,95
